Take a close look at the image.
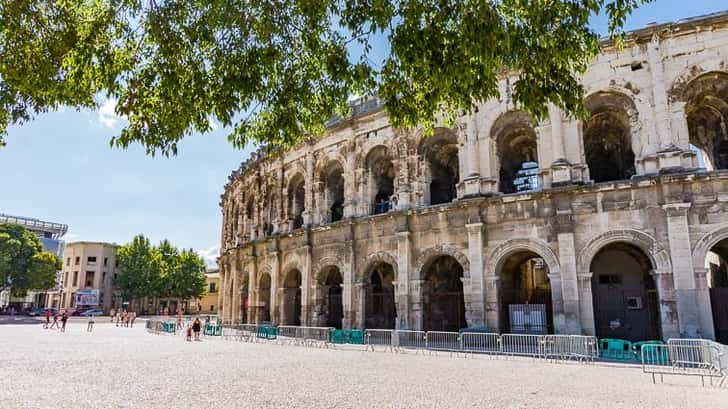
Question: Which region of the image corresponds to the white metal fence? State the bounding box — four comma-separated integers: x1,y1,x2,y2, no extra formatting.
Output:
642,339,728,386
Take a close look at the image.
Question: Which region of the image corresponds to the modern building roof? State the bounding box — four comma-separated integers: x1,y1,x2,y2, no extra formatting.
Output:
0,213,68,239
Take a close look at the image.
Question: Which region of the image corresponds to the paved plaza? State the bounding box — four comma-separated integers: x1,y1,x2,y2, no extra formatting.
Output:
1,320,726,409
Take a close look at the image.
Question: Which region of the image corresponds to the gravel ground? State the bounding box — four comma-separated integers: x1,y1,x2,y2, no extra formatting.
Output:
1,321,726,409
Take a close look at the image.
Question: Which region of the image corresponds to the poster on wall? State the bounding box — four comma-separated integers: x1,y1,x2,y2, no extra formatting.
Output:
74,289,100,306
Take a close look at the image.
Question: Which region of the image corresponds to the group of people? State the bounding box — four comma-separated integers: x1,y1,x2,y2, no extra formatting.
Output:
109,309,137,328
176,310,203,342
43,309,69,332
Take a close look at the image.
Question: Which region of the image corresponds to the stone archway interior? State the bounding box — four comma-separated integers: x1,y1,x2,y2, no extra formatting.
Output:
498,251,552,334
321,162,345,222
282,269,302,325
245,198,255,238
364,262,396,329
263,190,277,236
366,146,395,215
683,72,728,171
583,92,637,183
492,111,538,194
420,131,459,205
423,255,466,332
258,273,272,323
705,238,728,344
590,242,660,342
288,174,306,229
322,267,344,329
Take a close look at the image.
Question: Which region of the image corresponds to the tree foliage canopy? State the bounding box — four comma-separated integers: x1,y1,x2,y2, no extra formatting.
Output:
0,223,62,296
114,234,206,304
0,0,650,155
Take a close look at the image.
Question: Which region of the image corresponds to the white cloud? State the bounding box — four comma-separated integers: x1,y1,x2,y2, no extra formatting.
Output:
97,98,125,128
198,245,220,267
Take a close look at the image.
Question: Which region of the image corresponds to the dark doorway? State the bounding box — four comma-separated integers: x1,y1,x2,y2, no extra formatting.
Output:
323,267,344,329
591,243,661,341
706,238,728,344
288,174,306,229
321,162,345,223
282,269,302,325
364,262,397,329
420,130,459,205
498,251,553,334
258,273,272,323
366,146,395,215
423,255,466,332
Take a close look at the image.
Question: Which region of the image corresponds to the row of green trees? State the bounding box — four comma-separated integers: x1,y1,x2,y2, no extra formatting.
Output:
0,223,61,297
114,234,207,310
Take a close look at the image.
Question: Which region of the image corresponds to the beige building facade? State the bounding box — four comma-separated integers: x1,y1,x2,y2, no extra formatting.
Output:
59,242,120,313
192,269,221,314
218,12,728,343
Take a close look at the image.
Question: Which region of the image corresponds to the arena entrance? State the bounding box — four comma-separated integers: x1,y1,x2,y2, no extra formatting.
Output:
281,269,302,325
422,255,466,332
258,273,272,323
321,266,344,329
364,262,396,329
591,243,660,341
705,238,728,344
497,251,553,334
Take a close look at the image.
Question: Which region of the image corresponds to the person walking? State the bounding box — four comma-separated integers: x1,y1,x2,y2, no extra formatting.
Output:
43,309,51,329
109,308,116,323
192,317,201,341
176,310,183,330
49,311,60,329
60,310,68,333
86,314,95,332
130,311,136,328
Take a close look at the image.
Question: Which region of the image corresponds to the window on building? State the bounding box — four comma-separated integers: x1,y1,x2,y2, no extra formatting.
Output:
209,282,217,293
85,271,95,288
210,305,215,312
102,271,106,284
74,257,80,265
103,257,108,266
66,257,70,266
72,271,78,287
87,256,97,264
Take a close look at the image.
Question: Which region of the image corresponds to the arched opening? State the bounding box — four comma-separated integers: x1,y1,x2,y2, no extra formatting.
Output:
682,72,728,171
257,273,272,323
281,269,302,325
320,161,345,223
262,190,277,236
245,197,255,239
419,130,459,205
591,243,660,341
364,262,396,329
497,251,553,334
287,173,306,229
320,266,344,329
492,111,539,194
422,255,466,332
705,238,728,344
583,92,637,183
366,146,395,215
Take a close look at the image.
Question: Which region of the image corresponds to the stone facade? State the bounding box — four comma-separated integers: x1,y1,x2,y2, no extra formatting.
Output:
218,12,728,341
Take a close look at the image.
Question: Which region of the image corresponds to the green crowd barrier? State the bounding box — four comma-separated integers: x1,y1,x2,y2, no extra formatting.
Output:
256,326,277,340
599,338,633,361
330,329,365,345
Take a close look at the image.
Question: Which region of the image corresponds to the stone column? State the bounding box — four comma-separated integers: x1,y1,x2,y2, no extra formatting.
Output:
692,267,716,340
555,211,582,334
302,151,314,226
396,232,411,329
220,266,229,321
651,269,680,339
301,245,312,326
648,35,673,151
548,104,574,186
231,259,240,323
663,203,703,337
270,252,280,325
460,116,483,197
216,266,225,318
247,267,256,324
484,275,500,331
577,272,596,335
465,223,486,327
547,272,566,334
353,281,365,329
408,279,425,330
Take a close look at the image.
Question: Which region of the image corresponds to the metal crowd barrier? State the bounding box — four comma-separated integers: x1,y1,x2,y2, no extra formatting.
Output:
425,331,461,356
541,335,599,362
365,329,395,352
501,334,543,357
642,340,727,386
461,332,501,355
394,330,427,353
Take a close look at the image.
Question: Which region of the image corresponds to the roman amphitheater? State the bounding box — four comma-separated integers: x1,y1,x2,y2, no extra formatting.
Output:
217,12,728,344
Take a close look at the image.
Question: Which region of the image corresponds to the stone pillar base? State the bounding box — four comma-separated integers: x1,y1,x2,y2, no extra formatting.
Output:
457,176,483,198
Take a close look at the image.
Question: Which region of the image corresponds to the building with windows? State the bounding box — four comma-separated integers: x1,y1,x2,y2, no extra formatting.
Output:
57,242,120,313
217,12,728,344
0,213,67,310
191,268,221,314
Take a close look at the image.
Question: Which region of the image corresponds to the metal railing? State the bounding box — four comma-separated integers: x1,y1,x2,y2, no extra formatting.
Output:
425,331,461,356
365,329,395,352
642,340,727,386
394,330,427,353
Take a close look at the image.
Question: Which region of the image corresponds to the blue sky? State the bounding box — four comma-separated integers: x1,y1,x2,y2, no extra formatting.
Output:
0,1,724,266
